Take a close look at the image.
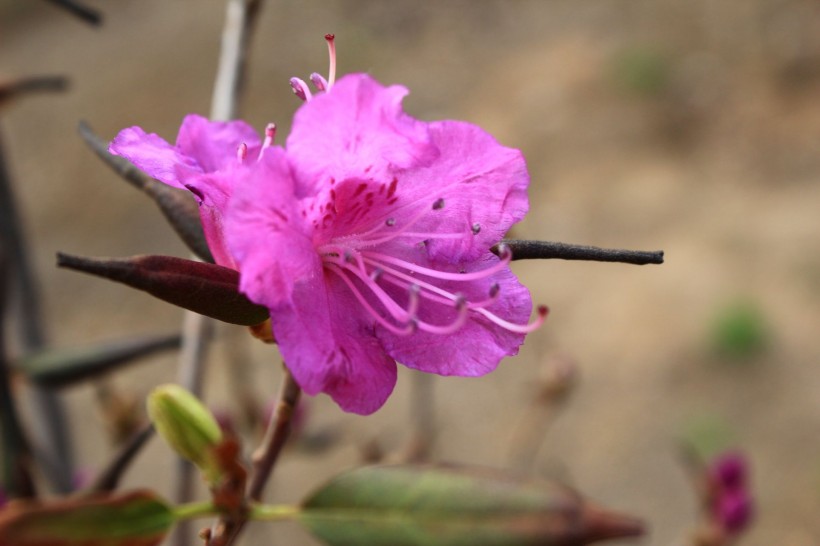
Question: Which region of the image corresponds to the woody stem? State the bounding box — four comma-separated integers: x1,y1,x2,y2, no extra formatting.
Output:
249,366,302,501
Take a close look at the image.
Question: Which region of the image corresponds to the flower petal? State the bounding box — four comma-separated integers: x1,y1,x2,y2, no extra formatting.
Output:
109,126,201,190
273,273,398,415
286,73,437,196
387,120,529,263
225,148,318,308
175,114,261,173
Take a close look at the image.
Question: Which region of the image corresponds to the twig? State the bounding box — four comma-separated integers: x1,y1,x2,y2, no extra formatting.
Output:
248,367,301,501
0,76,69,107
400,372,435,463
41,0,102,26
211,0,264,121
0,243,37,499
89,424,154,492
0,130,74,493
496,239,664,265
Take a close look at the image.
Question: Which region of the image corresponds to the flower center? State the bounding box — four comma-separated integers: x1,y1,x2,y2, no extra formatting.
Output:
317,198,547,337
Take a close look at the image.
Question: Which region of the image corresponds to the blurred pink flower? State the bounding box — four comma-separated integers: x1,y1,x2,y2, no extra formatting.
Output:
111,68,544,414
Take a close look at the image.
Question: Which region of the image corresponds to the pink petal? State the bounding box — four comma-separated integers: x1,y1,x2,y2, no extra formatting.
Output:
389,120,530,263
375,256,531,376
272,274,398,415
109,126,201,190
176,114,261,173
286,73,437,196
225,148,318,308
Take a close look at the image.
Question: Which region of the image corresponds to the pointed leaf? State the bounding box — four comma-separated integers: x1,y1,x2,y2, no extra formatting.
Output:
299,465,644,546
19,334,181,388
0,490,173,546
57,253,268,326
77,122,213,263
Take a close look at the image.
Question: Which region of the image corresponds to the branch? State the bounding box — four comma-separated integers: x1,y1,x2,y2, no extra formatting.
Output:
496,239,664,265
0,75,69,108
90,424,154,492
0,130,74,493
41,0,102,26
0,242,37,499
248,368,301,501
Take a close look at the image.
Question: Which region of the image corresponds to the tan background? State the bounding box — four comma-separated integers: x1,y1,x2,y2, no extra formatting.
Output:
2,1,820,544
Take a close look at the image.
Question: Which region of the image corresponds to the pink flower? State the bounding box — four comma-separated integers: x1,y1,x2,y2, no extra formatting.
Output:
110,114,264,268
110,41,544,414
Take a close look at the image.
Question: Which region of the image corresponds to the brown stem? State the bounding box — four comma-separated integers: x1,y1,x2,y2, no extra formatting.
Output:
495,239,664,265
90,424,154,492
41,0,102,25
248,367,301,501
205,367,300,546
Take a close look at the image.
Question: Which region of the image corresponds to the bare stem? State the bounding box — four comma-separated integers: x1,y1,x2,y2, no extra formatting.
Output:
0,129,73,493
90,424,154,492
41,0,102,26
249,367,301,501
496,239,664,265
211,0,264,121
0,243,37,498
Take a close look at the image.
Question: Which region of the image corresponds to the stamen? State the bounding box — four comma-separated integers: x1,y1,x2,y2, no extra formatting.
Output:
415,296,469,335
468,283,502,308
370,267,383,282
385,218,396,227
263,123,276,148
472,223,481,234
406,284,420,317
310,72,328,92
432,198,445,210
325,34,336,89
237,142,248,161
290,77,313,101
361,249,512,282
475,305,549,334
326,264,414,335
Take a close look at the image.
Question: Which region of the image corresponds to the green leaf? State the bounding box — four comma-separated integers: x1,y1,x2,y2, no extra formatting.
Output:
0,490,173,546
19,334,180,388
56,253,269,326
299,465,643,546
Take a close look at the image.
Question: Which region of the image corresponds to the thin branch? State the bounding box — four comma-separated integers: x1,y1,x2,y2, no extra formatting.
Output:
41,0,102,26
0,75,69,107
0,130,74,493
248,367,301,502
496,239,664,265
0,242,37,499
211,0,264,121
90,424,154,492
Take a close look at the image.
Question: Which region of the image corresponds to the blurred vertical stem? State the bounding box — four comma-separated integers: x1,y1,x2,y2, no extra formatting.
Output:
0,241,37,498
0,130,73,493
175,1,265,544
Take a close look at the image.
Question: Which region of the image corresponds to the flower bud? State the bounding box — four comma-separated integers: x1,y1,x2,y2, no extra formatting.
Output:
147,385,223,484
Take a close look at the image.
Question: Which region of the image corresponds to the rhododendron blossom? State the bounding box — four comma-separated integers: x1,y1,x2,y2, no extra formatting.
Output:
110,36,545,414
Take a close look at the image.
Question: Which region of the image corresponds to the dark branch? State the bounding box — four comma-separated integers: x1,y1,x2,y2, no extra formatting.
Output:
90,424,154,492
0,76,69,107
42,0,102,26
496,239,664,265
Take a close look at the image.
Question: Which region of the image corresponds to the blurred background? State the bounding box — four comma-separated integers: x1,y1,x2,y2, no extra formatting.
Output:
2,0,820,544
